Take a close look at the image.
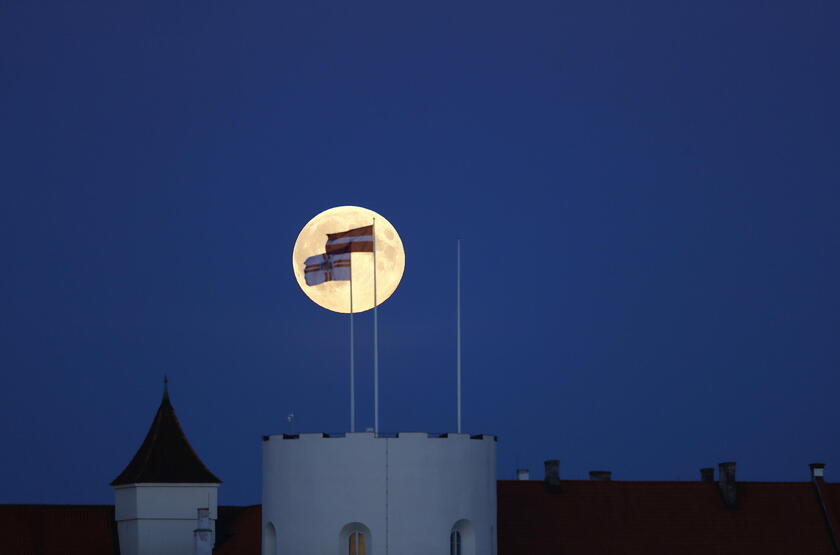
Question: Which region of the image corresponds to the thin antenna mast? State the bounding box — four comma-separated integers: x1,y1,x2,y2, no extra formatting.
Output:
350,263,355,433
373,217,379,436
457,239,462,433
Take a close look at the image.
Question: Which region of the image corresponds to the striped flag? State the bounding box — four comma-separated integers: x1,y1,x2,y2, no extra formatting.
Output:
303,252,351,286
326,225,374,255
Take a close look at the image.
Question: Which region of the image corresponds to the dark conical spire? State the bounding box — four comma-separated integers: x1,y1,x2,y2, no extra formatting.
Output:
111,380,221,486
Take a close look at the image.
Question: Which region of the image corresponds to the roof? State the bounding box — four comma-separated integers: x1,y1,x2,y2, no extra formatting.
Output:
0,504,256,555
110,388,221,485
498,479,840,555
6,474,840,554
0,504,118,555
215,505,261,554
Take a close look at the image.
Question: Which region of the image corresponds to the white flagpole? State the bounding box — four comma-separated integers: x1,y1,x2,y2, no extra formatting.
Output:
373,218,379,436
350,260,355,433
457,239,462,433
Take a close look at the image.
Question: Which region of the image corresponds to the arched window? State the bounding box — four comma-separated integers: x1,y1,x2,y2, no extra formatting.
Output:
340,522,371,555
450,529,462,555
349,531,366,554
451,519,475,555
263,521,277,555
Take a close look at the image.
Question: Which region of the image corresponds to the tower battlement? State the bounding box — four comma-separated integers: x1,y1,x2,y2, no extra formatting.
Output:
262,431,496,441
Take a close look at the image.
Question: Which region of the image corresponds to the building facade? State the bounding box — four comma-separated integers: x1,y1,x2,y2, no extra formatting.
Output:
4,390,840,554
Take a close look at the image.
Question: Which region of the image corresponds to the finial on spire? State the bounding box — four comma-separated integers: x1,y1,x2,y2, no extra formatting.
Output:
163,374,169,400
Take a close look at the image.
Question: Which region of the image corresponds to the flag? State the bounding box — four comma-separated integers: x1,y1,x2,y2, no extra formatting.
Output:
303,252,351,286
326,225,374,255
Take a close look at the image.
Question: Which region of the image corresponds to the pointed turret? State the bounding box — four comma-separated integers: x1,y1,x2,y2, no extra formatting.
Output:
111,378,220,485
112,379,220,555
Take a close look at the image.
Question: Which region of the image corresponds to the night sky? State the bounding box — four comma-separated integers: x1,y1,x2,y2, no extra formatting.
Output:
2,2,839,506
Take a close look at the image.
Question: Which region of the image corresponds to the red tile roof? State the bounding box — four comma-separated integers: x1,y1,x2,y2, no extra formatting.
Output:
111,389,221,485
5,477,840,554
215,505,261,555
498,479,838,555
0,505,118,555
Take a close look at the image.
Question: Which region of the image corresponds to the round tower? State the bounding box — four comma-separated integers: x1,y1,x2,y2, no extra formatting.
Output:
262,432,497,555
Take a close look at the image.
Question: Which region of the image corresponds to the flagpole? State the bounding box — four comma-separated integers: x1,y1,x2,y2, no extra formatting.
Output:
373,218,379,436
457,239,462,434
350,260,355,433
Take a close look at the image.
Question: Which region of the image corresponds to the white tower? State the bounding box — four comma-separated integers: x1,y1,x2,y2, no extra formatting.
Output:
111,380,221,555
262,431,497,555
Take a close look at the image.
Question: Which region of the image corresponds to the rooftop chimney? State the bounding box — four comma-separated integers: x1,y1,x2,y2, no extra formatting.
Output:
810,463,826,480
544,460,560,489
516,469,530,481
589,470,612,481
194,508,213,555
718,461,737,509
700,467,715,482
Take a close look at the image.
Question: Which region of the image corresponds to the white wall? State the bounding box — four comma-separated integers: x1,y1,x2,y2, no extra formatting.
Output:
114,483,218,555
262,432,497,555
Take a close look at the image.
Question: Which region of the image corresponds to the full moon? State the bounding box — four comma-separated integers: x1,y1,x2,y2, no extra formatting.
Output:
292,206,405,313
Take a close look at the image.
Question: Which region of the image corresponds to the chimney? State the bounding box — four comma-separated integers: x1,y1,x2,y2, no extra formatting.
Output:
700,467,715,482
544,460,560,488
516,469,530,481
810,463,826,480
194,508,213,555
589,470,612,481
717,462,737,508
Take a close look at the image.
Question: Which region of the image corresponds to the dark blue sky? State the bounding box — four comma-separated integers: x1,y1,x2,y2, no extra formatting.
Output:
2,1,839,506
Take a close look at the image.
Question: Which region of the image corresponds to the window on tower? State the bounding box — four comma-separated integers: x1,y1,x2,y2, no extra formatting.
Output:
349,531,366,555
450,530,462,555
340,522,371,555
450,519,474,555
